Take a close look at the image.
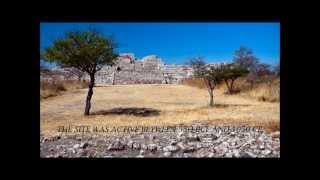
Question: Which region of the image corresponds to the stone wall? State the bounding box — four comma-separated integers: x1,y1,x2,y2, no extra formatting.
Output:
95,53,194,85
40,68,89,82
42,53,225,85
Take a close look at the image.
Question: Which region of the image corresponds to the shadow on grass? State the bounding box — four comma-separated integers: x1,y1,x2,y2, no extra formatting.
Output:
92,107,161,117
208,103,251,108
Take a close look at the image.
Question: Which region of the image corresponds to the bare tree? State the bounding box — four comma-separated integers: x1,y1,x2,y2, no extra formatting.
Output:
186,56,206,70
233,46,259,71
254,63,273,76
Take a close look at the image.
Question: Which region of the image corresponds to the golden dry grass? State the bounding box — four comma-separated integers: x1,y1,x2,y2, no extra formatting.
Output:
40,80,89,100
40,84,279,136
239,78,280,102
182,77,280,102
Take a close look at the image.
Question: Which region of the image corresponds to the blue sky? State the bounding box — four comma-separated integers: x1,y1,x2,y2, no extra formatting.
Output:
40,22,280,65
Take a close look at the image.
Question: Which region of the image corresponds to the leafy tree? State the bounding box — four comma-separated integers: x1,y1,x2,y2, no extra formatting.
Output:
43,30,118,115
222,63,249,94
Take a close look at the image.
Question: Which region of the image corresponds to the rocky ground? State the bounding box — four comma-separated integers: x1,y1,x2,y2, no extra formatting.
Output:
40,125,280,158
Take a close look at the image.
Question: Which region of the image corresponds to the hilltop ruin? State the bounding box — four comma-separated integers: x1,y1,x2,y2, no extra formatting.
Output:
95,53,194,85
41,53,227,85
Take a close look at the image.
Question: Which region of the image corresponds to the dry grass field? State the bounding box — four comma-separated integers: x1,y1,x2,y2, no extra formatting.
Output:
181,77,280,102
40,84,280,136
40,80,89,100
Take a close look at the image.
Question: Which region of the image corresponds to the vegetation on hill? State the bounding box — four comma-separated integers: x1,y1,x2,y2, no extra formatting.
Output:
183,46,279,103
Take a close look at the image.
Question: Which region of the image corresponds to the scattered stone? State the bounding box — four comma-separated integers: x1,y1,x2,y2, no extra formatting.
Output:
211,134,218,140
127,140,134,148
141,144,147,150
147,144,157,152
149,135,156,140
163,152,172,157
262,149,272,156
40,125,280,158
163,145,180,152
104,155,113,158
233,149,240,158
132,142,141,150
230,132,236,137
177,131,184,138
187,134,200,142
170,140,178,145
270,131,280,138
201,137,213,143
259,145,265,150
183,153,190,158
80,142,89,149
225,152,233,158
208,153,215,158
183,146,196,153
107,141,125,151
242,152,257,158
73,144,80,149
196,143,202,149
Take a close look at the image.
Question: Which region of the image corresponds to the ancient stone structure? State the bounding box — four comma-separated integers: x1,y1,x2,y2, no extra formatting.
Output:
41,53,227,85
95,53,194,85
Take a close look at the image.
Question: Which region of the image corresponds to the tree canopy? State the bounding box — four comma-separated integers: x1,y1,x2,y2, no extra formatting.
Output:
222,63,249,94
43,30,118,75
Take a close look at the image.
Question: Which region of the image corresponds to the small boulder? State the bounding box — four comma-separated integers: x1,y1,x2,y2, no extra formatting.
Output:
163,145,180,152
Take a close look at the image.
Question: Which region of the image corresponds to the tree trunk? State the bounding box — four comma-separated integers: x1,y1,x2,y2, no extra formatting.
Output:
209,89,214,107
84,74,95,116
204,80,215,107
224,79,231,94
230,79,235,94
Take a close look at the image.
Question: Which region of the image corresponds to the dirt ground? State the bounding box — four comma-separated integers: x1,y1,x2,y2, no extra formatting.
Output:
40,84,280,136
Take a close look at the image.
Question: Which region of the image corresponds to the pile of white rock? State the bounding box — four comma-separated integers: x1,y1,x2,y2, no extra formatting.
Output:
40,127,280,158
